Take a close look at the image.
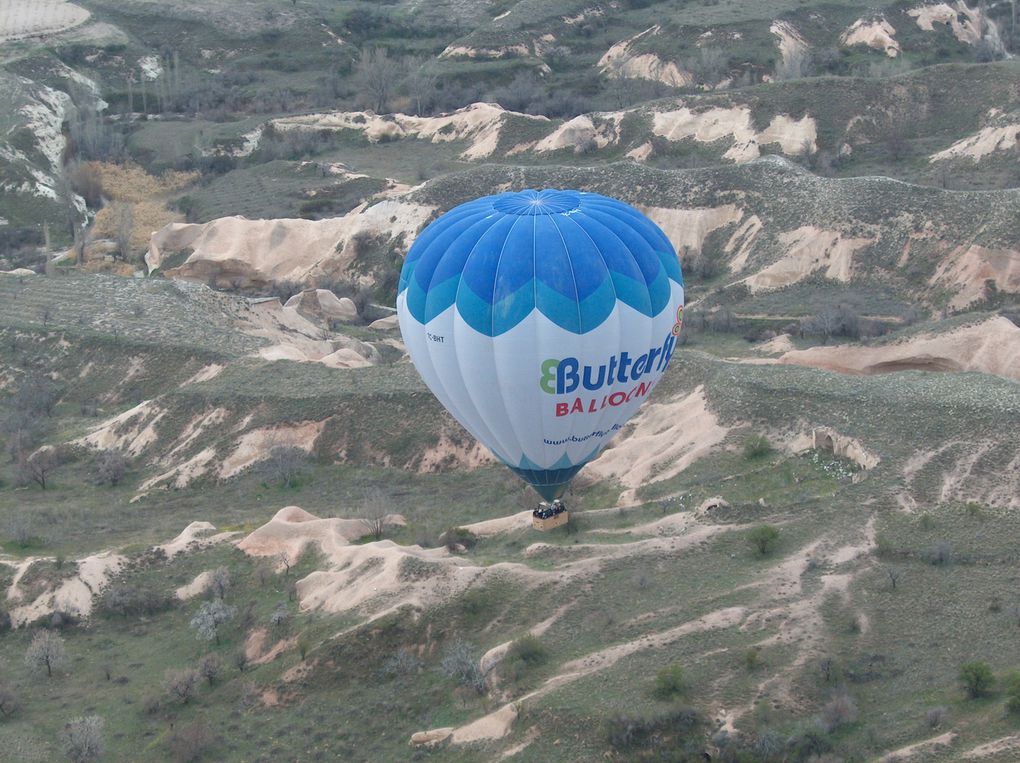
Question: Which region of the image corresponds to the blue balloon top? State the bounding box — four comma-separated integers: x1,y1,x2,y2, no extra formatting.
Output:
399,189,683,337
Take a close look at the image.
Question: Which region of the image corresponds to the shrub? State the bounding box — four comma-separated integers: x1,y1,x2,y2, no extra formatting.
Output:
101,585,174,617
652,663,686,699
744,648,763,671
929,541,953,566
381,648,419,678
743,435,772,460
504,635,549,681
0,684,18,717
819,691,858,732
605,708,701,750
925,706,947,728
93,449,129,486
163,668,200,705
441,527,477,552
960,661,995,698
169,719,213,763
439,640,486,694
748,525,780,556
198,653,223,685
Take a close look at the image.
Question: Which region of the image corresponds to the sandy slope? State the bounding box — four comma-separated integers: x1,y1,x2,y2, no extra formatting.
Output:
779,317,1020,381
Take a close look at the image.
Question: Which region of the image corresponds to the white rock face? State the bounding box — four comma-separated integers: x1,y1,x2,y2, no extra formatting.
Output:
652,106,817,161
0,0,89,42
840,18,901,57
146,201,434,288
598,26,695,88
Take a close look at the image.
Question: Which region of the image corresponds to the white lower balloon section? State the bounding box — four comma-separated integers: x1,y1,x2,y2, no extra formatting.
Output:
397,282,684,474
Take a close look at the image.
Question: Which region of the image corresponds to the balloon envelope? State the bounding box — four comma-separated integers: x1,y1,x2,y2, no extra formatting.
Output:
397,189,684,500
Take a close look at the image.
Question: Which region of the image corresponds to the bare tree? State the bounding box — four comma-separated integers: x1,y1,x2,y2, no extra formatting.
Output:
259,445,306,488
94,449,129,486
198,653,223,685
359,488,391,541
885,566,902,590
25,630,68,677
776,48,814,81
354,48,401,113
403,57,438,116
254,563,274,588
205,567,231,600
270,603,290,632
16,447,62,489
163,668,200,705
62,716,104,763
276,551,293,575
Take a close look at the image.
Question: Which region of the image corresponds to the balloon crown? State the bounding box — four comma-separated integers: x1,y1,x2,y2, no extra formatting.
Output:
399,189,683,336
492,189,581,216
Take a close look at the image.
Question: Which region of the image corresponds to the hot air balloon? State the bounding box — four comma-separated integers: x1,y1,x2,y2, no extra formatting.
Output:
397,189,684,523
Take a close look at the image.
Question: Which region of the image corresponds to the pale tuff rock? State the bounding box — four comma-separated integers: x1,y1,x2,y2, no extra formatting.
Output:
75,400,166,456
640,204,744,256
724,215,764,272
146,201,434,287
930,109,1020,162
771,21,809,67
176,570,215,600
787,428,880,470
219,420,326,479
368,315,399,330
588,386,729,491
598,26,695,88
755,333,796,355
779,317,1020,382
273,102,548,161
744,226,872,292
931,244,1020,309
652,106,817,162
840,18,901,57
284,289,359,323
410,729,453,748
180,364,224,386
0,0,90,42
156,521,238,559
626,142,653,162
526,113,624,154
439,43,530,60
236,506,405,567
908,1,996,46
6,551,125,627
238,297,379,368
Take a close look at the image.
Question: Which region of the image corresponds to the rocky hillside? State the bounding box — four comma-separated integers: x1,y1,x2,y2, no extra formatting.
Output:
146,160,1020,316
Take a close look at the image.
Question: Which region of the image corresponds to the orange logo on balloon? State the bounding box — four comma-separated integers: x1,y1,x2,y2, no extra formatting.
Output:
672,304,684,336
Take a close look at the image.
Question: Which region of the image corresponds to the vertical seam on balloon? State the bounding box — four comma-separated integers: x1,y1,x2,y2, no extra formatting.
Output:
557,211,618,329
487,212,537,472
548,215,585,336
558,210,629,448
488,213,527,338
449,213,523,463
551,209,622,476
435,215,513,460
531,212,553,470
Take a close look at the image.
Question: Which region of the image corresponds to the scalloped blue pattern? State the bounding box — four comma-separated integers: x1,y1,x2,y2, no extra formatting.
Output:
399,189,683,337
